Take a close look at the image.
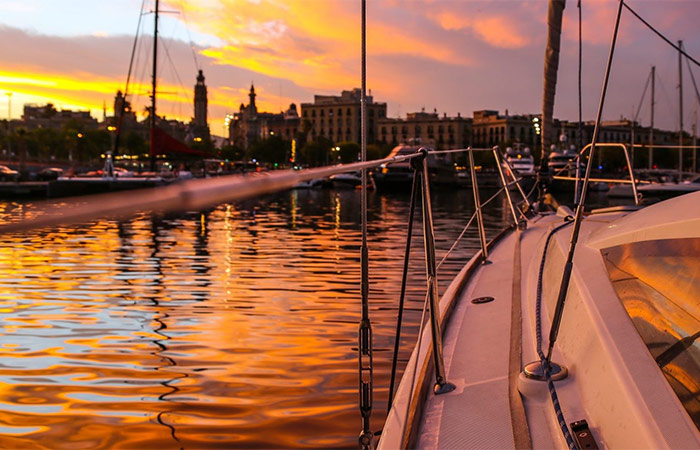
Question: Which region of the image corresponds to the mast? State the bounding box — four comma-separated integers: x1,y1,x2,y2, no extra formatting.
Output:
694,102,698,173
150,0,159,171
649,66,655,169
539,0,566,181
679,40,684,178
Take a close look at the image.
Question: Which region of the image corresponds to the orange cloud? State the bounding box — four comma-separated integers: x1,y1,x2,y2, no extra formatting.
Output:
170,0,469,96
432,12,530,49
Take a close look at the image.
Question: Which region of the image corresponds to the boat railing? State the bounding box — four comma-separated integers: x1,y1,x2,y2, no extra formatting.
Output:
0,145,535,450
380,146,534,449
551,142,642,205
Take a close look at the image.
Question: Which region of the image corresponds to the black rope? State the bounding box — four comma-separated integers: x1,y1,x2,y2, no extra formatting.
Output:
622,1,700,69
387,169,420,414
535,219,577,450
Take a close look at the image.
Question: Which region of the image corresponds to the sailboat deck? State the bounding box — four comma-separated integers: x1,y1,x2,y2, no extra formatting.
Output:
417,228,521,449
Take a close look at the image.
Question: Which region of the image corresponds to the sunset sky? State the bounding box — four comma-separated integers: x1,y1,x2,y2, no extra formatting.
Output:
1,0,699,135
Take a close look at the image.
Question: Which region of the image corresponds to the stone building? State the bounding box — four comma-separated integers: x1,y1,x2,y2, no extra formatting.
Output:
300,88,386,144
378,109,472,149
472,110,541,148
261,104,301,141
228,84,301,149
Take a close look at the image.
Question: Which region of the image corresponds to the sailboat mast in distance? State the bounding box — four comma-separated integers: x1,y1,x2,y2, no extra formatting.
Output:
150,0,159,171
678,40,684,178
650,66,655,170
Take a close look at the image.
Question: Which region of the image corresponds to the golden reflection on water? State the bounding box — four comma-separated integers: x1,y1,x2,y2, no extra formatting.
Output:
0,190,506,448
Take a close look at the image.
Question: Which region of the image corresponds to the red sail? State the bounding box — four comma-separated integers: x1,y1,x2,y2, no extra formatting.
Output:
150,127,211,157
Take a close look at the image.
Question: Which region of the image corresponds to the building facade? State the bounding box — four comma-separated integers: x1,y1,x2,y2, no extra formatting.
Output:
378,109,472,149
300,88,386,144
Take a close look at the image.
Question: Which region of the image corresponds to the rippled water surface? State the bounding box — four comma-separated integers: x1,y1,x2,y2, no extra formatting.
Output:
0,188,510,448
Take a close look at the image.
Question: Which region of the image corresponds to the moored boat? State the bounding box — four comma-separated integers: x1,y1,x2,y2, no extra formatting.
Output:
373,144,456,190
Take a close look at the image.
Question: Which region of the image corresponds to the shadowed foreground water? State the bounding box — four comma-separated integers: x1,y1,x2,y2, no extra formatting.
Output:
0,188,509,449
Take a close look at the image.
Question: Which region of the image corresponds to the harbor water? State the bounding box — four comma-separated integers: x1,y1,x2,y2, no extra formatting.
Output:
0,187,511,448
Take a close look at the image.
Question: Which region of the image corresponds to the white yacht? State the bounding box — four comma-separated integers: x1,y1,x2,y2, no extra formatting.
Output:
379,191,700,449
503,146,536,178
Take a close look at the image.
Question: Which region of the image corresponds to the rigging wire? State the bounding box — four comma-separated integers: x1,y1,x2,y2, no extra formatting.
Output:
178,0,201,71
577,0,582,152
159,36,190,119
574,0,583,203
123,0,147,102
633,69,653,122
114,0,147,153
358,3,373,448
685,52,700,108
134,37,154,119
622,1,700,69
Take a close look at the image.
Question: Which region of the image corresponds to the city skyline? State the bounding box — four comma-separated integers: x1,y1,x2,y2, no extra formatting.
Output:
1,0,699,134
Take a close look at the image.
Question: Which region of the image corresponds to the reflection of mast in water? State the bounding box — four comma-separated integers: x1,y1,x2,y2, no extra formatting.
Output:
148,216,186,445
193,211,212,299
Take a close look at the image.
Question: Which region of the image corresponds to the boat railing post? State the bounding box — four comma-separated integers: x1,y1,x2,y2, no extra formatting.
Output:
468,147,490,264
415,148,456,395
492,146,522,228
499,151,533,210
621,143,640,205
574,153,582,204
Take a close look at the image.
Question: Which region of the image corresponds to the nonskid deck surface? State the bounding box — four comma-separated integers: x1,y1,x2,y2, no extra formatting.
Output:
417,227,529,449
416,213,576,450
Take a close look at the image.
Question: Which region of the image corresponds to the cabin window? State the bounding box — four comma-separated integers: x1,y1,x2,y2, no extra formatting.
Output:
602,237,700,430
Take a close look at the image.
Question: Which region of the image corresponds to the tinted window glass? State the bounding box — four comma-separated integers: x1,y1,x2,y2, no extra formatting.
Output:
603,238,700,428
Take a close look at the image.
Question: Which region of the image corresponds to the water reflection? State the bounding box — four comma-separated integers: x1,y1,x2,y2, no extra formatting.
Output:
0,188,508,448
